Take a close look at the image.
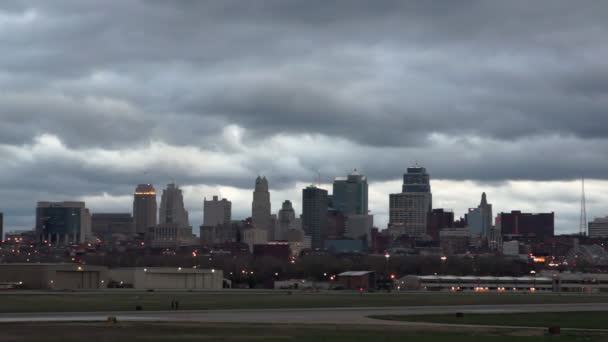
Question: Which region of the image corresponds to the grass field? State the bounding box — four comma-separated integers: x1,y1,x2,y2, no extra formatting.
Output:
371,311,608,330
1,291,608,313
0,322,606,342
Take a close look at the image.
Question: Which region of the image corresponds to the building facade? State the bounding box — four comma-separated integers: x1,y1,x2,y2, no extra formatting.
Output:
498,211,554,238
427,209,454,241
252,176,272,238
589,217,608,238
332,169,368,215
91,213,134,241
203,196,231,227
146,223,194,248
302,185,329,249
345,214,373,246
466,192,493,237
36,201,92,245
389,166,432,237
133,184,157,235
159,183,190,228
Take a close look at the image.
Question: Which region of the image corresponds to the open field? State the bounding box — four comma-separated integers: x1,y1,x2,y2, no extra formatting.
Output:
1,291,608,313
1,322,606,342
371,311,608,330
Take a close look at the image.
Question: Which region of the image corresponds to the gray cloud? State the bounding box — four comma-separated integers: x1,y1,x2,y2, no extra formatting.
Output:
1,1,608,231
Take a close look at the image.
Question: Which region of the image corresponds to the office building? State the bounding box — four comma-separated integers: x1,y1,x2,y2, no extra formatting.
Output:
91,213,134,241
466,192,493,237
159,183,190,228
345,214,373,246
145,223,195,248
497,211,554,238
203,196,231,227
332,169,368,215
327,209,347,239
133,184,157,235
242,227,268,252
36,201,92,245
589,217,608,238
427,209,454,241
252,176,272,238
439,227,470,255
302,185,329,249
276,200,299,240
388,166,432,237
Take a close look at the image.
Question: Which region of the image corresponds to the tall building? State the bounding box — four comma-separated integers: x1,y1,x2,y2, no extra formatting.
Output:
466,192,493,237
277,200,299,240
497,211,554,238
252,176,272,238
589,217,608,238
145,223,195,248
91,213,134,241
159,183,190,228
203,196,231,227
332,169,368,215
133,184,157,235
36,201,92,245
0,212,3,242
388,166,432,237
302,185,328,249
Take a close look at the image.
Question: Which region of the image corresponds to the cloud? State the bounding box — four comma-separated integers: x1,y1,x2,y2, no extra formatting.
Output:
1,1,608,233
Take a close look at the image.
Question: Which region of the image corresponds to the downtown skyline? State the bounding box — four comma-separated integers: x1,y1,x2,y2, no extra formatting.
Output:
1,1,608,233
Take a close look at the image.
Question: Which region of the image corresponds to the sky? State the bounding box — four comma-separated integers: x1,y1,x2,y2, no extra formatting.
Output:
1,1,608,234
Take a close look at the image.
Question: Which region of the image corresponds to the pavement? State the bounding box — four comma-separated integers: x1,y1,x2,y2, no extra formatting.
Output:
1,303,608,325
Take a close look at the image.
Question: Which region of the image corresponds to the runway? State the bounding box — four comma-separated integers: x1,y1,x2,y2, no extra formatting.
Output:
1,303,608,325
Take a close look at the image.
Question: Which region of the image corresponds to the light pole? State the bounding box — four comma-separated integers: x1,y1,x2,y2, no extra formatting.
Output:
384,253,390,279
440,256,447,275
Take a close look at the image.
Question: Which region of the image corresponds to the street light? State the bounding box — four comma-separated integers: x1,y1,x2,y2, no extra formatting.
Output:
384,253,390,279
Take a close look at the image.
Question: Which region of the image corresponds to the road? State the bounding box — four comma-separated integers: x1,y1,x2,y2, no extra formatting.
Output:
1,303,608,325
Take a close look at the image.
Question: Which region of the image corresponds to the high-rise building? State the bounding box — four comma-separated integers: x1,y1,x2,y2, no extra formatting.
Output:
159,183,190,228
277,200,299,240
589,217,608,238
466,192,493,237
203,196,231,227
252,176,272,238
388,166,432,237
133,184,157,235
0,212,3,242
497,211,554,238
302,185,328,249
36,201,92,245
332,169,368,215
91,213,134,241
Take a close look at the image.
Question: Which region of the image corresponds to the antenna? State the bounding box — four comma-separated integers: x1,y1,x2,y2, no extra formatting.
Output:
580,176,587,236
316,170,321,186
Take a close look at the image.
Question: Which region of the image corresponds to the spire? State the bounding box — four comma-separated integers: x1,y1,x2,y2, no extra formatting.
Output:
480,192,488,206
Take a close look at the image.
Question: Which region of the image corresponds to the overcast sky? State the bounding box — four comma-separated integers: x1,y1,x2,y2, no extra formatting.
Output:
1,1,607,234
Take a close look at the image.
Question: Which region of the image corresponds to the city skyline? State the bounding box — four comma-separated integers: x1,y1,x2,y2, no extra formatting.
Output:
2,172,606,236
2,2,608,234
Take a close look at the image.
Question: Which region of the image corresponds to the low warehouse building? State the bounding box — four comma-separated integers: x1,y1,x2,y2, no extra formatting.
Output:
337,271,376,290
0,263,108,290
108,267,223,289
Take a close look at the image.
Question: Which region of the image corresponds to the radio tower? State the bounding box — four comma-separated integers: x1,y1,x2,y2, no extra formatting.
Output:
580,176,587,236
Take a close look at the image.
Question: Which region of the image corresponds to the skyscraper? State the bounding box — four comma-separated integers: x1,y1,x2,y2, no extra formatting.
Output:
203,196,231,227
159,183,190,228
466,192,493,236
389,166,432,237
36,201,92,245
302,185,328,249
332,169,368,215
252,176,272,237
133,184,157,235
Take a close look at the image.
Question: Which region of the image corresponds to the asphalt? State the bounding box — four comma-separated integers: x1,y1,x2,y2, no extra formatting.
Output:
1,303,608,325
